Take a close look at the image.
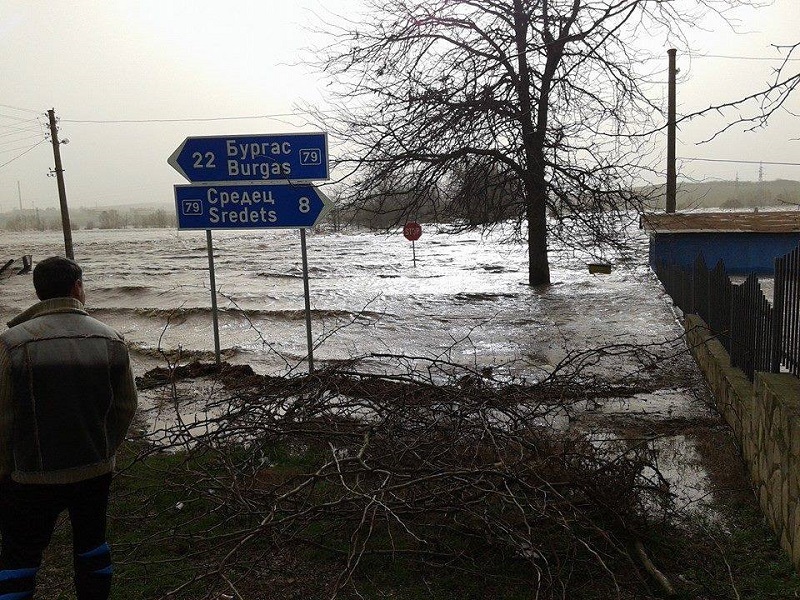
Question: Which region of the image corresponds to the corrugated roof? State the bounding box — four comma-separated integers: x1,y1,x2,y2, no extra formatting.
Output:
640,211,800,233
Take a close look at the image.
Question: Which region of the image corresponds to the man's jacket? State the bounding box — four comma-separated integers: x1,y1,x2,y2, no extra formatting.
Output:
0,297,138,484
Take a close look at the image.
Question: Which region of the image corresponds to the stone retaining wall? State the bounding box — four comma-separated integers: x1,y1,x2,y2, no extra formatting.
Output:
685,314,800,570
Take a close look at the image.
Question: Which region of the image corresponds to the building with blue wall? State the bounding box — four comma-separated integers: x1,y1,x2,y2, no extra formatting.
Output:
642,211,800,275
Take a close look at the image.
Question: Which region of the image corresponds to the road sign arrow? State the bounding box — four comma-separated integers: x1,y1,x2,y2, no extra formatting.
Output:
168,133,329,183
174,183,332,230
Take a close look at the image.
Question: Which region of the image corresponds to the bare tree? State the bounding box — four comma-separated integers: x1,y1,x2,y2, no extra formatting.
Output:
448,156,522,226
312,0,762,286
682,41,800,141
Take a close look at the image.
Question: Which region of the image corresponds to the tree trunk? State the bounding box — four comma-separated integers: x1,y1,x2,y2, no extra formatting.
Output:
514,0,551,286
526,179,550,286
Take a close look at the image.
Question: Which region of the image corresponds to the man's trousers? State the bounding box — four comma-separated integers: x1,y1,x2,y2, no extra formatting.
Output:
0,473,113,600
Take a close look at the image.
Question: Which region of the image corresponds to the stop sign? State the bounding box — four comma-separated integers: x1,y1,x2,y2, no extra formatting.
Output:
403,221,422,241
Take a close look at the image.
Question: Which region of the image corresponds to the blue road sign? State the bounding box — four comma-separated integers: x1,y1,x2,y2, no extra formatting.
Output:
168,133,329,183
174,183,331,230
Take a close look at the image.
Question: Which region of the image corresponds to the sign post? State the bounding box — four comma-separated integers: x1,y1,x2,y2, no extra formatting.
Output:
403,221,423,267
300,229,314,373
169,132,330,372
205,230,221,367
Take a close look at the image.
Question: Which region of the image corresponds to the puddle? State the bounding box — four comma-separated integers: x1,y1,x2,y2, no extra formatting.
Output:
595,388,716,420
137,379,229,447
650,434,718,517
136,374,728,525
582,428,721,521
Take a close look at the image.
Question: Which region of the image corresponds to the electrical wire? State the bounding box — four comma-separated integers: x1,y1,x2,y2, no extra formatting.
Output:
0,126,44,138
0,103,42,114
0,139,46,154
0,113,40,123
60,111,320,124
678,157,800,167
0,139,47,171
689,53,800,62
0,128,43,141
0,117,39,126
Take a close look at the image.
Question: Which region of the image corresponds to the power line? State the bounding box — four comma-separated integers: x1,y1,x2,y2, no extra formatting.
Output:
0,103,42,114
678,156,800,167
0,113,40,123
0,124,44,137
689,53,800,62
640,52,800,64
0,139,47,171
0,116,39,123
0,144,43,155
0,138,47,153
61,111,319,124
0,125,44,138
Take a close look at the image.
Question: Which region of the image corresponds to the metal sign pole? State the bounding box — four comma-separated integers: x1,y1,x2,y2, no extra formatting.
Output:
300,228,315,373
206,229,221,367
170,132,333,373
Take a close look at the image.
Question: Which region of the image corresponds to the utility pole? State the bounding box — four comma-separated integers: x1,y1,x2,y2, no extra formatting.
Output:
666,49,677,214
47,108,74,259
17,181,22,211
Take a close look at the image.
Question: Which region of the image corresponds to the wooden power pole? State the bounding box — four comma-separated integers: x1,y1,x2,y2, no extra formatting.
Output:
666,49,677,214
47,108,74,259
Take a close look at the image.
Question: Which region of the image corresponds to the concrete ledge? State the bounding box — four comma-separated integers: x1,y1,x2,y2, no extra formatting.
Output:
684,314,800,571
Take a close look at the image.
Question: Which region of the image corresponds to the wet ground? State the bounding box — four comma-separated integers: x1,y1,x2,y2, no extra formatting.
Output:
2,226,752,525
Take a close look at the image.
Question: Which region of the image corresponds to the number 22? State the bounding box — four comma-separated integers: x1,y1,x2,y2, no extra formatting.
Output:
192,152,215,169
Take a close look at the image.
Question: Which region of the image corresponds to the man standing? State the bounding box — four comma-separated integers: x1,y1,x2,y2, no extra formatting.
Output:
0,256,138,600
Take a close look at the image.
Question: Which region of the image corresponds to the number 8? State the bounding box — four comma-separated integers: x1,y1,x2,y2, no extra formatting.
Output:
299,197,310,213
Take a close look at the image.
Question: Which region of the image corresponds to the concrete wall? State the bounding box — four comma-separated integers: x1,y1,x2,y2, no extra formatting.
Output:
685,314,800,570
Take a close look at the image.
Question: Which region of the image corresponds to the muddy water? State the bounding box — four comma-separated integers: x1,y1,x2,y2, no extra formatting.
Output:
1,225,725,516
1,226,676,376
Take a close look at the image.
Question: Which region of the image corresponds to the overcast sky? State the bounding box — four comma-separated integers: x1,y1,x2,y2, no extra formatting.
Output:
1,0,798,213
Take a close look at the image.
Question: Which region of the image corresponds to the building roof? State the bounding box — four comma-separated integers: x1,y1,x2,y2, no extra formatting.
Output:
640,211,800,233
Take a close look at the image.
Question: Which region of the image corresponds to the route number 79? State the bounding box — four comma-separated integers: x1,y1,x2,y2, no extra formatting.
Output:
299,149,321,166
181,199,203,216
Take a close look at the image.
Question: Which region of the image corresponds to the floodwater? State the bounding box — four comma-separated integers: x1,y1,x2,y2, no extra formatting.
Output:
1,225,723,514
1,225,679,377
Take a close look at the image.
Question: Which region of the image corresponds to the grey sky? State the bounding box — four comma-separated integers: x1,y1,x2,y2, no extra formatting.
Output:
1,0,798,213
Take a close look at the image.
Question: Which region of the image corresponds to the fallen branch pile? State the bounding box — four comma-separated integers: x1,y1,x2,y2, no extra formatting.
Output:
121,352,679,599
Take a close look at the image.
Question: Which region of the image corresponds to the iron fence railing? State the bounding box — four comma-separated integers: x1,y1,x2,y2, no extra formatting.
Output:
729,274,774,380
654,243,800,381
708,260,732,354
774,245,800,377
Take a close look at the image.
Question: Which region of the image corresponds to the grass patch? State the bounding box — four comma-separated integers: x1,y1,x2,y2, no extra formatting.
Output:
30,361,800,599
31,436,800,600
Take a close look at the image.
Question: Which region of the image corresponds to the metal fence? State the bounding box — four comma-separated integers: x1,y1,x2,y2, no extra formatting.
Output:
729,274,774,380
774,245,800,377
654,243,800,381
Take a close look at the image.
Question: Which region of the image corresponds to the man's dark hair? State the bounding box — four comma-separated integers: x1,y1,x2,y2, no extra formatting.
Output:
33,256,83,300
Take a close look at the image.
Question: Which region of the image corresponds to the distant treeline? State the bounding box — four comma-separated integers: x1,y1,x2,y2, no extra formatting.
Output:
0,207,176,231
642,179,800,211
338,178,800,230
3,179,798,232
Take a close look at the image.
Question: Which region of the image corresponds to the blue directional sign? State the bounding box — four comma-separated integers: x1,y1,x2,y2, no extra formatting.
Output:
174,183,331,230
168,133,329,183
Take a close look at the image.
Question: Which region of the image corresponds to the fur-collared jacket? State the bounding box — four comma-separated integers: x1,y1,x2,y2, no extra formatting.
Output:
0,297,138,484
